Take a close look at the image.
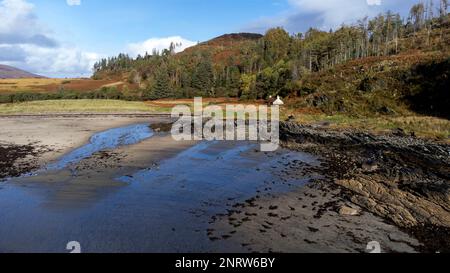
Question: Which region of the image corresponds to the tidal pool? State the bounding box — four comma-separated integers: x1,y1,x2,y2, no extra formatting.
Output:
46,123,153,171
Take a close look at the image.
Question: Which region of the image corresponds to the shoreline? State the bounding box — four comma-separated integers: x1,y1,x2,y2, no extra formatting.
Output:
1,117,449,252
0,116,172,180
208,122,449,253
0,113,172,118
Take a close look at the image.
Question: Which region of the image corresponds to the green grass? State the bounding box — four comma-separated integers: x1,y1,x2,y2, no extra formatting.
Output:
284,111,450,141
0,100,170,114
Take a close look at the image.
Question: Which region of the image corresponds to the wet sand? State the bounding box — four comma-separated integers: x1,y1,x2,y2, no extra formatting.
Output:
0,116,316,252
0,117,446,253
210,180,420,253
0,116,169,169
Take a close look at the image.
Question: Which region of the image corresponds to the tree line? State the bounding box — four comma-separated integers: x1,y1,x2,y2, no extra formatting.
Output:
93,0,449,101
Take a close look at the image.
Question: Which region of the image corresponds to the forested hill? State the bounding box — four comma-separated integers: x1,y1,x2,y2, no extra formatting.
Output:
93,2,449,118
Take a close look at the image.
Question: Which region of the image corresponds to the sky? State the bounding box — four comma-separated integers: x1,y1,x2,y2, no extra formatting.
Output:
0,0,426,77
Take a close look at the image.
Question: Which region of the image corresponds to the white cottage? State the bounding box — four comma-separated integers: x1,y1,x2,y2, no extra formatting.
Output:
273,96,284,106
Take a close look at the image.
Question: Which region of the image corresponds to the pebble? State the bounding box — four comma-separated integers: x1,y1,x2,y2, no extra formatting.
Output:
339,206,360,216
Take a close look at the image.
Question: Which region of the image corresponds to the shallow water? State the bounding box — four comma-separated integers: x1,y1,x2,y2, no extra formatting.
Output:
0,125,319,253
118,141,315,197
46,123,153,171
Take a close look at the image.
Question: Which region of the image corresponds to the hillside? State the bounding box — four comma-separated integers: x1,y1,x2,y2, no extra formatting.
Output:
92,32,263,86
0,64,44,79
2,2,448,125
287,50,450,119
197,33,263,47
180,33,263,66
90,5,449,121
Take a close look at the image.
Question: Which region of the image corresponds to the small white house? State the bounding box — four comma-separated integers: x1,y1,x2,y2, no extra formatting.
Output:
273,96,284,106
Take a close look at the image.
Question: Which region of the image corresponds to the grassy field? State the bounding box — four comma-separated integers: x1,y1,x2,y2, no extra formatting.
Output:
0,78,64,93
282,111,450,141
0,78,134,93
0,98,448,141
0,98,266,114
0,100,167,114
0,98,262,115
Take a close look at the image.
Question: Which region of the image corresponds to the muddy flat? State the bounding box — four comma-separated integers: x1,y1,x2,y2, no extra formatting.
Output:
0,116,317,252
0,116,446,253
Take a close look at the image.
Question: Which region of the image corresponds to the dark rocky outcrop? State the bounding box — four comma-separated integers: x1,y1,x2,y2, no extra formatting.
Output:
280,122,450,252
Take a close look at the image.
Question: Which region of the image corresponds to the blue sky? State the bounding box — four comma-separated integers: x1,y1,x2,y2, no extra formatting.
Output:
0,0,425,77
32,0,290,54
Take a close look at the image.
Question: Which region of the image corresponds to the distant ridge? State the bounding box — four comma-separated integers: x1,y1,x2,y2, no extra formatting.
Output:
201,32,263,46
180,32,264,57
0,64,45,79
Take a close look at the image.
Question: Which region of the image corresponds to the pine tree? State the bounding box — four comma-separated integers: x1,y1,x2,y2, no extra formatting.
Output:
145,65,170,100
192,57,214,96
263,27,291,66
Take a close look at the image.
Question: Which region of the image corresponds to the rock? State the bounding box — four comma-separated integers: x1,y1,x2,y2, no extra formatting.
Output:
309,95,329,107
388,232,419,246
339,206,360,216
362,161,379,172
286,115,295,122
318,121,331,127
392,128,407,137
378,106,396,115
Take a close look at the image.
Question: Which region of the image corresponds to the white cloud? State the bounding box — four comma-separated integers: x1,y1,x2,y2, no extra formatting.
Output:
0,0,57,47
1,44,101,78
126,36,197,57
66,0,81,6
0,0,99,77
245,0,391,33
22,45,100,77
367,0,382,6
0,0,197,77
287,0,381,28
